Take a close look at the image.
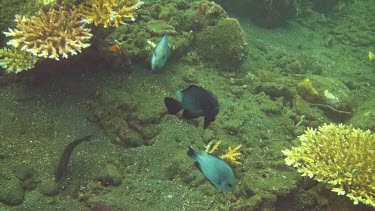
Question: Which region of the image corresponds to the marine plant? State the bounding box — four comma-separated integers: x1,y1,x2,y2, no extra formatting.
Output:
79,0,144,28
282,123,375,207
3,6,92,61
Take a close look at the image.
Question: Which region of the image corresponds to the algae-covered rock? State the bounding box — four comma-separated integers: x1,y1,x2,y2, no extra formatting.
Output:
39,178,59,196
145,20,177,36
97,164,123,186
117,128,145,147
13,165,35,181
349,98,375,131
0,175,25,205
297,75,352,119
193,18,249,70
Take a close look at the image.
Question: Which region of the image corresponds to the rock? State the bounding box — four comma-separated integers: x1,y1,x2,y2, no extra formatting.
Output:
117,128,145,147
141,124,161,140
193,18,249,70
97,164,122,187
145,20,177,36
39,178,59,196
297,75,352,119
14,165,35,181
349,98,375,131
0,175,25,205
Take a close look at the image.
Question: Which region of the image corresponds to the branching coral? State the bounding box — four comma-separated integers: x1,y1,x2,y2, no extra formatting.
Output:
0,47,39,73
3,7,93,61
79,0,144,28
282,123,375,207
221,145,242,166
205,140,242,165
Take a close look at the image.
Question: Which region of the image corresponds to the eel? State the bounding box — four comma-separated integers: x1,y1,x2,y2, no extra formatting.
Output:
54,135,94,182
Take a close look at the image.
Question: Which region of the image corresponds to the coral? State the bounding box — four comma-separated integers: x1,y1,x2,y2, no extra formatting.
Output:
220,145,242,166
205,140,221,154
282,123,375,207
0,47,39,73
205,140,242,165
3,7,92,60
79,0,144,28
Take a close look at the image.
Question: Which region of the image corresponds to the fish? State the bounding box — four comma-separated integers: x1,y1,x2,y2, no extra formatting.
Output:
187,147,235,192
164,85,219,129
151,34,169,72
54,135,94,182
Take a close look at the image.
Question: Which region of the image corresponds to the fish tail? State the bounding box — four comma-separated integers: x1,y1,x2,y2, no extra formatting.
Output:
164,97,181,114
187,146,197,159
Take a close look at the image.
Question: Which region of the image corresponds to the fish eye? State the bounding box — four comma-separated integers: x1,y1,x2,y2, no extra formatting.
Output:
227,183,233,188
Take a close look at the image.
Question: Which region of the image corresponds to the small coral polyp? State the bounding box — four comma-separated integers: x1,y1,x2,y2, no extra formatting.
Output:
4,6,93,61
282,123,375,207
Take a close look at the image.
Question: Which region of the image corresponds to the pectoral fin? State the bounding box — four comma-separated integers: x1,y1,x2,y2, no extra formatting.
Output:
204,114,215,129
164,97,181,114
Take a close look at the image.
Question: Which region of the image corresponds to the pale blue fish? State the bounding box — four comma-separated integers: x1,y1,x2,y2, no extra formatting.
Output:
151,34,169,72
187,147,235,192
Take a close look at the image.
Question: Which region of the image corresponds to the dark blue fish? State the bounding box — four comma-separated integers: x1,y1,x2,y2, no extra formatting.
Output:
151,34,169,72
187,147,235,192
164,85,219,129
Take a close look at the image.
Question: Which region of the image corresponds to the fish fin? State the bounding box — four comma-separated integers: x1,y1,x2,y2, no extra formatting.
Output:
183,110,198,119
187,146,197,159
204,114,215,129
164,97,181,114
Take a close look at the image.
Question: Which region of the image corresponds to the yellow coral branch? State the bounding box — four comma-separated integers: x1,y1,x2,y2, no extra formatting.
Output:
204,140,242,165
221,145,242,165
206,140,221,154
79,0,144,28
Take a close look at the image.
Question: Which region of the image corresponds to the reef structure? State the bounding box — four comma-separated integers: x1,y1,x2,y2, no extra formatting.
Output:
3,6,93,61
79,0,144,28
282,123,375,207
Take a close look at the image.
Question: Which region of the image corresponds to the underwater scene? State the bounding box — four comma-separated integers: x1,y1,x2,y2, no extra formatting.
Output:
0,0,374,210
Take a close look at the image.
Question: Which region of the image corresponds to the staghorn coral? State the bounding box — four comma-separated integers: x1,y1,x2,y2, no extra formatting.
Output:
0,47,39,73
3,7,92,61
205,140,242,166
79,0,144,28
221,145,242,166
282,123,375,207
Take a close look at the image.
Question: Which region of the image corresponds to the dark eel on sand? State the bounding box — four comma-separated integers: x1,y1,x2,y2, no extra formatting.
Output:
55,135,94,182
